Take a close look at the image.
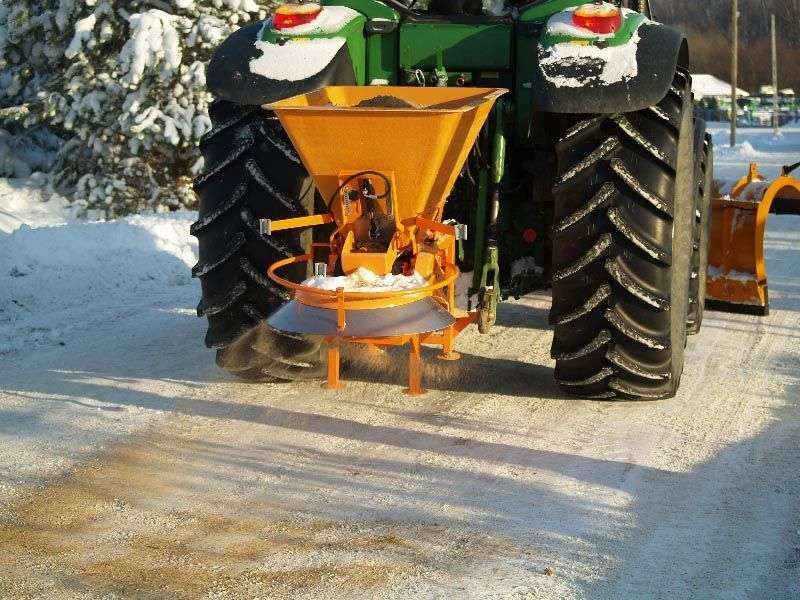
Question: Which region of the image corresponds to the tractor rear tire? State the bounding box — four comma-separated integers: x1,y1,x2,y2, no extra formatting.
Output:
549,71,695,399
191,99,324,381
687,128,713,335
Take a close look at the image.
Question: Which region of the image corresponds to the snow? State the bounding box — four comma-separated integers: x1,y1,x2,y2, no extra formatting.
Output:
707,266,754,282
539,14,644,88
483,0,510,17
0,129,63,179
250,37,346,82
0,205,196,356
119,10,185,87
0,175,82,234
63,13,96,59
720,139,761,159
731,179,771,202
1,125,800,597
302,266,426,292
707,121,800,181
692,74,750,100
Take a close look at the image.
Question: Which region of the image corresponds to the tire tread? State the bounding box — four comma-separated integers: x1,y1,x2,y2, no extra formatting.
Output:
550,71,694,399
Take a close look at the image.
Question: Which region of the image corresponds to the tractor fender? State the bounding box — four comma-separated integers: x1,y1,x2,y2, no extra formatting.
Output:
531,22,688,114
206,21,356,107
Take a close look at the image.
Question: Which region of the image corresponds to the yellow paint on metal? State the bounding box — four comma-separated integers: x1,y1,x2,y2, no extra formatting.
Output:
707,162,800,310
264,86,507,394
266,86,507,221
265,213,334,232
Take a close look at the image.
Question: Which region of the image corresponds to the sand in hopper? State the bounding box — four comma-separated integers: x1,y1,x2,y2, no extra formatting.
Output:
354,95,419,109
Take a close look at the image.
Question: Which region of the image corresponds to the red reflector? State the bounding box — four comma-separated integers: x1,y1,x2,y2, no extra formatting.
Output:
273,3,322,30
522,228,538,244
572,3,622,34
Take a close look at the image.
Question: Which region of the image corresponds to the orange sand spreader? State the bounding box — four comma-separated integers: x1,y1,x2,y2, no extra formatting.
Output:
259,86,506,394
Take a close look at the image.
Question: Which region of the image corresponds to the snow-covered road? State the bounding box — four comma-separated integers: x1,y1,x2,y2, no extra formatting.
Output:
1,126,799,599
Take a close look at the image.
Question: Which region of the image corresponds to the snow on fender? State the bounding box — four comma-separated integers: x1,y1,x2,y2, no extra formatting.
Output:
249,6,359,82
538,8,647,89
250,37,347,82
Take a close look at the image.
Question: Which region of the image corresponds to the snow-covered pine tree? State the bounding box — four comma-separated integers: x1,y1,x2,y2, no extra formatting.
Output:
0,0,270,216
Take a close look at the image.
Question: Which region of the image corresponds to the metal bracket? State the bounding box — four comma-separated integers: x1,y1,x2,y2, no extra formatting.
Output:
477,245,500,334
434,66,448,87
365,19,398,34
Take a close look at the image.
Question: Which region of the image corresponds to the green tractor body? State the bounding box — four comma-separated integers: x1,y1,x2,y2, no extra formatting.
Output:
196,0,710,399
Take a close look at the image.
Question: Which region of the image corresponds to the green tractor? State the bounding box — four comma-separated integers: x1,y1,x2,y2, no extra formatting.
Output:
192,0,714,399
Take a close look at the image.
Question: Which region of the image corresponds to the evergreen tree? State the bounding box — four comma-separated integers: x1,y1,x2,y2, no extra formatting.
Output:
0,0,269,216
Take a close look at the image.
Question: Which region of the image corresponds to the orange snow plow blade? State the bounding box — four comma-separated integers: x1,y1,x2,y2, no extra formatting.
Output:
706,162,800,315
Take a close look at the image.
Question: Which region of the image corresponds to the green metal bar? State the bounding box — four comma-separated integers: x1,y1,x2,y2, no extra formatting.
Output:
473,100,507,294
476,100,507,332
471,167,489,293
491,102,507,186
488,99,506,243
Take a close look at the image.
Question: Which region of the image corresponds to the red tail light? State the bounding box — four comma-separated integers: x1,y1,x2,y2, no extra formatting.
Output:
572,3,622,34
273,3,322,30
522,228,538,244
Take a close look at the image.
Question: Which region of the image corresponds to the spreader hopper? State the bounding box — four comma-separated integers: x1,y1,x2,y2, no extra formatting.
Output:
259,86,506,394
268,86,505,220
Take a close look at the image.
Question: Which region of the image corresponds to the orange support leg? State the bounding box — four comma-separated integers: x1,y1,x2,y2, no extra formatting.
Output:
437,325,461,361
323,337,345,390
404,335,426,395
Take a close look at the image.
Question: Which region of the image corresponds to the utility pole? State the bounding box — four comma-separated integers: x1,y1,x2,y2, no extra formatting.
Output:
730,0,738,146
771,13,779,135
